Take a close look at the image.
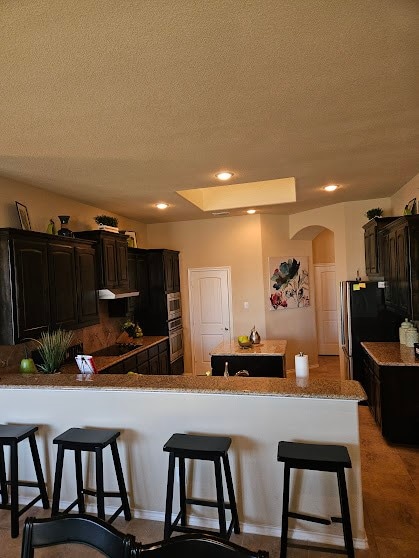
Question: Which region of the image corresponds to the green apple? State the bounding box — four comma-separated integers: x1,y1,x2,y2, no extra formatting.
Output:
19,358,37,374
238,335,249,343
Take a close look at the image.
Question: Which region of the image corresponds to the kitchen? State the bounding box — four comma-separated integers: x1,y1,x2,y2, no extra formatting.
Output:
1,2,418,556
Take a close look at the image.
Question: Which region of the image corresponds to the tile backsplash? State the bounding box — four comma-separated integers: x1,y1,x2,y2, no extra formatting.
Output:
0,301,125,369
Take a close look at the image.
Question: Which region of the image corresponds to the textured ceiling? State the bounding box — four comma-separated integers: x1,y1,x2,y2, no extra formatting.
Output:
0,0,418,224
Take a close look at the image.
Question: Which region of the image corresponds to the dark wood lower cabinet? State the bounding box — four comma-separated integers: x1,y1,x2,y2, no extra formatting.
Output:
210,355,285,377
100,341,170,375
362,350,419,444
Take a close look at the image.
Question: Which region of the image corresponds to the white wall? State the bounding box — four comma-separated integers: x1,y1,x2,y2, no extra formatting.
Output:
0,175,147,243
391,172,419,215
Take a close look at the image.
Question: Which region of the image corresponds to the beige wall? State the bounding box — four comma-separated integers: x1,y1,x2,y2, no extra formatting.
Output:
0,175,147,243
260,215,318,367
391,172,419,216
313,229,335,264
147,215,266,374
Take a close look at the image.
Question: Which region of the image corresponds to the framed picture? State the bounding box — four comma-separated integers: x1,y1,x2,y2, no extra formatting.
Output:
15,201,31,230
123,230,137,248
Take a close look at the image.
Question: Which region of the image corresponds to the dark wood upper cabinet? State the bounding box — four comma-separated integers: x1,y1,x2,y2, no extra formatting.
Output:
148,249,180,293
380,215,419,318
75,244,100,326
363,217,397,278
0,229,99,344
75,230,129,290
48,241,78,329
11,236,51,341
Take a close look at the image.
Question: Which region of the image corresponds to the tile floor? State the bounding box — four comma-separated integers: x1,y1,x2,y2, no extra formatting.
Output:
1,356,418,556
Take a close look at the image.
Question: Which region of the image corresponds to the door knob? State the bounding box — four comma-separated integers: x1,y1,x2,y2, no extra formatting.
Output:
224,327,229,331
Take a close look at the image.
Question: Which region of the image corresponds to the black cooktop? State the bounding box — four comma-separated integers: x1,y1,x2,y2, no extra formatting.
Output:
91,344,141,357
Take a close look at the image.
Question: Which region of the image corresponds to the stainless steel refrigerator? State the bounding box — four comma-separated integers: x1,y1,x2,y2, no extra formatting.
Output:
340,281,400,380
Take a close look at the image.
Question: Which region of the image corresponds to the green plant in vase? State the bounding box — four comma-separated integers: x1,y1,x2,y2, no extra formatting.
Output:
365,208,383,220
33,329,75,374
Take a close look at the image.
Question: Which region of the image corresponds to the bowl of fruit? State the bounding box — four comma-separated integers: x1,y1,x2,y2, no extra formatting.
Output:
237,335,252,348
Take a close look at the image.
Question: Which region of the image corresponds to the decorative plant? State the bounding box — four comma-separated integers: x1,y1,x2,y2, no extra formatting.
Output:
365,208,383,220
94,215,119,227
33,329,75,373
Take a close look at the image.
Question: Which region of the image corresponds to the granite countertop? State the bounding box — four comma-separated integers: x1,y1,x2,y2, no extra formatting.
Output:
0,372,366,400
3,336,168,376
362,342,419,366
211,339,287,356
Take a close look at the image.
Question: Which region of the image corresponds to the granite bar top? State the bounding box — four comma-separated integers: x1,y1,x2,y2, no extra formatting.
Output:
362,342,419,366
211,339,287,356
0,371,366,400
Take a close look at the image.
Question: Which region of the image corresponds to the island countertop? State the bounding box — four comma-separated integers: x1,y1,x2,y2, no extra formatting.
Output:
361,341,419,366
211,339,286,356
0,372,366,400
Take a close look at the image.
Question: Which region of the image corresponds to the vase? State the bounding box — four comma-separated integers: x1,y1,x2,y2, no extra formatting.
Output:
57,215,73,237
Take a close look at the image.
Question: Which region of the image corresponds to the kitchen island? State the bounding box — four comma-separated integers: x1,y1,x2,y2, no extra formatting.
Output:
210,339,287,377
0,372,367,549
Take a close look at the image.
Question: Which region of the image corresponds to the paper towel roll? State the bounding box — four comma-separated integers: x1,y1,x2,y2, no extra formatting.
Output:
295,353,309,378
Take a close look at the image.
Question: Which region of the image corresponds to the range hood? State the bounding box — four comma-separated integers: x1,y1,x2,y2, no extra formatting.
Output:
98,289,140,300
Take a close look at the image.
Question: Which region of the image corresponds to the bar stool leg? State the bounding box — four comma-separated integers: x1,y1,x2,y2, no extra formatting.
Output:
10,442,19,538
74,449,85,513
95,448,105,520
28,434,49,509
214,457,227,538
110,441,131,520
337,468,355,558
178,456,187,527
222,454,240,534
0,445,8,505
164,452,176,539
280,463,291,558
51,445,65,516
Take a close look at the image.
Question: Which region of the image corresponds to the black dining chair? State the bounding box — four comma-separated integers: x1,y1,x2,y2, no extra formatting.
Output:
134,533,269,557
21,514,136,558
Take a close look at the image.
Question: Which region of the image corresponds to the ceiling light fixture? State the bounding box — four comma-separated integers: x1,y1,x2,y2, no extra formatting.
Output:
155,203,168,209
324,184,338,192
215,171,234,181
247,209,256,214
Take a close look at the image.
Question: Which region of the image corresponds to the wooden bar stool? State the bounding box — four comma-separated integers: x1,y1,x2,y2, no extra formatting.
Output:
277,441,354,558
163,433,240,540
51,428,131,524
0,424,49,538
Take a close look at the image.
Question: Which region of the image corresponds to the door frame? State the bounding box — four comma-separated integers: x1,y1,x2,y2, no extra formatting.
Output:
188,266,234,375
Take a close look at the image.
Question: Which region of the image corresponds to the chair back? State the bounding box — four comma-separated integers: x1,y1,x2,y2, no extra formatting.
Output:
21,514,136,558
136,533,269,557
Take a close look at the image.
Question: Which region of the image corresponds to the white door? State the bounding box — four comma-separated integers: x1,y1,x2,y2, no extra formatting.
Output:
314,264,339,355
188,267,233,375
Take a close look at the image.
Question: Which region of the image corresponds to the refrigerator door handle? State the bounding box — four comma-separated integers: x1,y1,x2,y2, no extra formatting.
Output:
346,283,352,356
340,281,346,347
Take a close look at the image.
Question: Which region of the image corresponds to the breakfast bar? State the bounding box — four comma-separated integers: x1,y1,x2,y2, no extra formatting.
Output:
0,372,367,549
210,339,287,377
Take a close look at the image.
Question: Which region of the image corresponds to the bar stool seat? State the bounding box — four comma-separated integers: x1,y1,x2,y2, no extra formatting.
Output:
277,441,354,558
0,424,49,538
163,433,240,540
51,427,131,524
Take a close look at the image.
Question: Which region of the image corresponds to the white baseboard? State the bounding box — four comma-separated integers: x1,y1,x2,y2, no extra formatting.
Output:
24,498,368,550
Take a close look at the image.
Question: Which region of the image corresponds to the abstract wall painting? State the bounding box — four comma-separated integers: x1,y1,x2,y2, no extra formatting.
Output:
269,256,310,310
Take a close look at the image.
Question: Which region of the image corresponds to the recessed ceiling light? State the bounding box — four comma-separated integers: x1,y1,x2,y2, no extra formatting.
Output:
247,209,256,214
215,171,234,181
155,203,168,209
324,184,338,192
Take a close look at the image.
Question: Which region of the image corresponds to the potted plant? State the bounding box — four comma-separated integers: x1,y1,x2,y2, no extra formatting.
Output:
94,215,119,233
365,208,383,220
32,329,75,374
